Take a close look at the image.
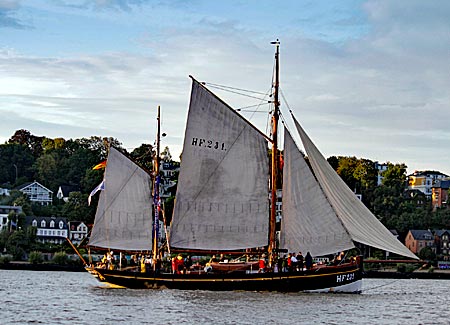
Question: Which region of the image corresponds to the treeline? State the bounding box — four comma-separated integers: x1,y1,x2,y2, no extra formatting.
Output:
0,129,156,225
326,156,450,233
1,129,450,235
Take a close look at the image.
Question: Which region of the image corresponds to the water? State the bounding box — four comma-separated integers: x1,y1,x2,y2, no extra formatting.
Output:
1,270,449,324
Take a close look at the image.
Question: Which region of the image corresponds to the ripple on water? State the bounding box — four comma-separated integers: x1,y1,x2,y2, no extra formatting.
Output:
2,271,450,324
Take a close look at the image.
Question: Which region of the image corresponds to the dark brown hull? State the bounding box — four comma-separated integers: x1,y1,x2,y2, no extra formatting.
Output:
87,262,362,293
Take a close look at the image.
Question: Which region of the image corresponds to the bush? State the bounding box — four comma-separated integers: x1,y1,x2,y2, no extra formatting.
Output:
29,251,43,264
0,255,12,264
397,263,406,273
52,251,68,265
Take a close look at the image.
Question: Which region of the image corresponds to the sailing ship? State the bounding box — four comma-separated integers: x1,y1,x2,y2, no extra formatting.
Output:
85,42,417,292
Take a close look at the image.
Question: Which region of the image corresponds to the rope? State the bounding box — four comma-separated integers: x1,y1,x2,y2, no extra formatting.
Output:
362,278,403,292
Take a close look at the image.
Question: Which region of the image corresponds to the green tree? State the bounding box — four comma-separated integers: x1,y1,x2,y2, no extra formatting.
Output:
418,246,436,261
5,229,29,260
61,192,94,224
29,251,44,264
52,251,68,265
8,129,44,157
0,143,35,186
131,143,154,171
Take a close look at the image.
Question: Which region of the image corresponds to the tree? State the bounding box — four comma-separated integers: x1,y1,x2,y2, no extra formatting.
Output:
418,246,436,261
130,144,154,171
8,129,44,157
0,143,35,186
34,152,60,190
381,163,407,189
61,192,94,224
5,229,30,260
161,146,172,162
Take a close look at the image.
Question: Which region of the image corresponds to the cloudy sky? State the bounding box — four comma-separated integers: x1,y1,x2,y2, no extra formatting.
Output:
1,0,449,175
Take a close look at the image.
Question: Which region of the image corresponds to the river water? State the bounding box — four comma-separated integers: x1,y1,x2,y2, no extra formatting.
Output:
1,270,449,324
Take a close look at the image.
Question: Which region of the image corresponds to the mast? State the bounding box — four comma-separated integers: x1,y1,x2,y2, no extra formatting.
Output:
153,105,161,265
268,40,280,262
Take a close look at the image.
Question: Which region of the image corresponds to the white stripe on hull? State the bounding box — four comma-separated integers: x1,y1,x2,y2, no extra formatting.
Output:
304,279,362,293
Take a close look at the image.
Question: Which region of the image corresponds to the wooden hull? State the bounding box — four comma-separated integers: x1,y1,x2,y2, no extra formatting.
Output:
86,262,362,293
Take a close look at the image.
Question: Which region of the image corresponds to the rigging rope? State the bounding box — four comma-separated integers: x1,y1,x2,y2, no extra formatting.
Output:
206,83,268,102
362,278,403,292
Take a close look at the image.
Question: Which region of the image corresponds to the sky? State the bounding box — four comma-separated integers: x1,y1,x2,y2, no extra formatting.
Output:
0,0,449,175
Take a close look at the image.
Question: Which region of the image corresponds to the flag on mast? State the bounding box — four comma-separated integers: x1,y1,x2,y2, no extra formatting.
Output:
88,180,105,205
92,161,107,170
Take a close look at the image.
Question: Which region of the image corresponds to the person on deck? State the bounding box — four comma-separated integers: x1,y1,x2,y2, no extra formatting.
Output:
287,253,293,272
184,256,192,273
258,254,266,273
305,252,313,270
296,252,304,271
176,254,184,274
290,253,298,272
171,257,176,274
209,255,219,263
129,255,137,271
121,254,128,269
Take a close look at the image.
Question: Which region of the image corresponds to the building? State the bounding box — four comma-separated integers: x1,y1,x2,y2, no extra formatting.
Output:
403,189,427,209
0,205,22,231
407,171,449,198
434,230,450,260
26,216,68,244
159,161,180,202
432,180,450,211
0,188,10,196
405,229,435,255
56,185,80,202
17,181,53,205
68,221,89,245
375,162,389,186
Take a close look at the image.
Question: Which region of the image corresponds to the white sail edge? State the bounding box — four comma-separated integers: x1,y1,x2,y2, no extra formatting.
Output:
291,115,418,260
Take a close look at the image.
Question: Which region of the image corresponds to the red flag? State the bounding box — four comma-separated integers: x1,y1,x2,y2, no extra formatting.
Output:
92,160,107,170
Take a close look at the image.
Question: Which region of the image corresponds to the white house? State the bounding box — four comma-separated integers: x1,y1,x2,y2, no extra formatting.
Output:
0,205,22,231
17,181,53,205
26,216,68,244
68,221,89,245
56,185,79,202
0,188,10,196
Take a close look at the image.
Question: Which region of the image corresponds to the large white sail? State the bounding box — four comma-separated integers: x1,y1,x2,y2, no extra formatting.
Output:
88,147,153,251
169,78,270,251
281,128,354,256
292,116,418,259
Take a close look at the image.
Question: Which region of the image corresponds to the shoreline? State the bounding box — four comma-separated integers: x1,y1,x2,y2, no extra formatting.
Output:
0,261,84,272
364,269,450,280
2,262,450,280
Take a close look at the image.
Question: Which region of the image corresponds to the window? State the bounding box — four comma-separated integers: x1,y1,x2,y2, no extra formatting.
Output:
59,221,64,229
50,220,55,228
41,220,46,227
32,220,37,227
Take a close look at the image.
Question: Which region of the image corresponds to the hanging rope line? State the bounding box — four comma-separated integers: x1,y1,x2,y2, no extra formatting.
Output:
205,83,268,102
363,278,403,292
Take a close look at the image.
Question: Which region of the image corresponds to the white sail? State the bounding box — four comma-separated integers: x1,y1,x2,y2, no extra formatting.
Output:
281,128,354,256
292,116,418,259
169,78,270,251
88,147,153,251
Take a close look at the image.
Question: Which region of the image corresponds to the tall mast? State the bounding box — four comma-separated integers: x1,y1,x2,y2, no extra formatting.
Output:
268,40,280,261
153,105,161,265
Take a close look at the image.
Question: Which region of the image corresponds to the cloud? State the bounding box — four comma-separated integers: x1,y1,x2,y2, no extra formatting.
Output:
0,0,448,174
56,0,147,11
0,0,29,29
